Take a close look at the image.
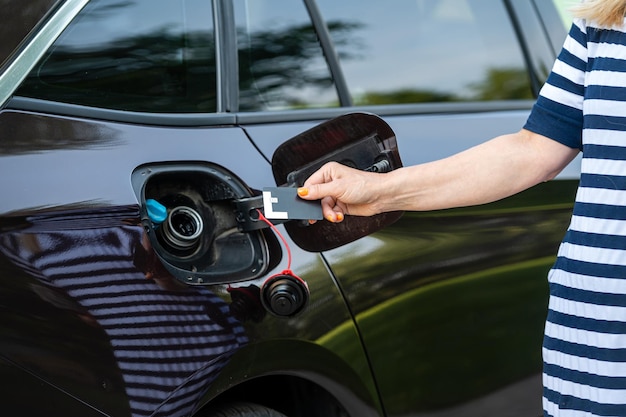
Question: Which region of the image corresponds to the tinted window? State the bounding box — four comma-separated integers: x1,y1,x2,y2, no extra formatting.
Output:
234,0,338,111
317,0,533,105
16,0,216,113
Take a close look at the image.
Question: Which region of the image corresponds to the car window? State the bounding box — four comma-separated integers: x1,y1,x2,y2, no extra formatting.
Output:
317,0,534,105
15,0,216,113
234,0,339,111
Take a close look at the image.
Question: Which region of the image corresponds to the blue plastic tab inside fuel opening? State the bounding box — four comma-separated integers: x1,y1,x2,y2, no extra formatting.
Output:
146,199,167,224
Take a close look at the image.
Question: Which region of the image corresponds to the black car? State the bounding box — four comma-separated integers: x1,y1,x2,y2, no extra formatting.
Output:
0,1,574,416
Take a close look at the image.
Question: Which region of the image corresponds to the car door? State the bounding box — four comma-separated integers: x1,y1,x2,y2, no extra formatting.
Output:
236,0,575,416
0,1,387,416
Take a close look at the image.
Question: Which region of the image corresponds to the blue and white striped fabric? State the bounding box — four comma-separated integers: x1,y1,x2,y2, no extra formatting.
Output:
524,18,626,417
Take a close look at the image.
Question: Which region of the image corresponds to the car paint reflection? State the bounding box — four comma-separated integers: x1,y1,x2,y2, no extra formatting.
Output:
324,180,578,415
0,207,248,417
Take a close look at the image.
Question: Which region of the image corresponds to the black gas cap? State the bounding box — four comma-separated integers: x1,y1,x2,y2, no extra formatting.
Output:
261,274,308,317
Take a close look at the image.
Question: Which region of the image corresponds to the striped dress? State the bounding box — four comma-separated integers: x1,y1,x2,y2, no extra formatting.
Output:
524,18,626,417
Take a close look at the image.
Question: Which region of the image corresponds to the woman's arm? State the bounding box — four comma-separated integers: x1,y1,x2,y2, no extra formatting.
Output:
298,128,579,222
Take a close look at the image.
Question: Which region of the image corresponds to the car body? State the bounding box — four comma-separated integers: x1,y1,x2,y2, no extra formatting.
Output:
0,1,573,416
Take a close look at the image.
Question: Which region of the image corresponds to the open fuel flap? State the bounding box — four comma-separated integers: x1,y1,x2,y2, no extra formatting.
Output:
132,112,402,286
131,163,277,285
271,112,403,252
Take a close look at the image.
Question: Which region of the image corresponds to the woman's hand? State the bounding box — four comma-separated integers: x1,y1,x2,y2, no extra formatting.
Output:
297,161,384,223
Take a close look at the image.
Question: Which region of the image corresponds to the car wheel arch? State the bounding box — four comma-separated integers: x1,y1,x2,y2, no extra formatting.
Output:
194,340,383,417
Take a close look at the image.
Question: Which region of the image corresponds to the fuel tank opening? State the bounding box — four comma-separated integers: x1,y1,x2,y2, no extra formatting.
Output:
158,206,204,256
132,162,273,285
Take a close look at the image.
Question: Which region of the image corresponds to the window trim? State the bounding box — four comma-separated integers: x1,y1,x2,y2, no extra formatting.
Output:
234,100,536,125
504,0,562,95
7,95,535,128
304,0,352,107
530,0,569,55
0,0,90,109
7,96,237,126
215,0,238,113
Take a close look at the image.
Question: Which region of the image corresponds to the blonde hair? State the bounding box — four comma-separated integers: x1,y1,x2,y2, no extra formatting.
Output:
571,0,626,28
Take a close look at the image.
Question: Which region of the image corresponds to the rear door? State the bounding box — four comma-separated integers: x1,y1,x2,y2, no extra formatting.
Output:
237,0,574,416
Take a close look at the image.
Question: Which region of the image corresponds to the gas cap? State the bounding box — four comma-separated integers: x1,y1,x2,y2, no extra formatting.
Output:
261,274,308,317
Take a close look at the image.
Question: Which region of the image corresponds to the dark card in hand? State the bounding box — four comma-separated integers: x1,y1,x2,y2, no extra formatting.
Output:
262,187,323,220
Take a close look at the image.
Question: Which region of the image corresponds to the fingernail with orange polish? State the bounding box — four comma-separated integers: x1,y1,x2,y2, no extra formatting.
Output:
326,214,335,223
297,187,308,197
336,213,344,222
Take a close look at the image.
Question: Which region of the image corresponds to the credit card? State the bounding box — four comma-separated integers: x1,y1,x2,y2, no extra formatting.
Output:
262,187,323,220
